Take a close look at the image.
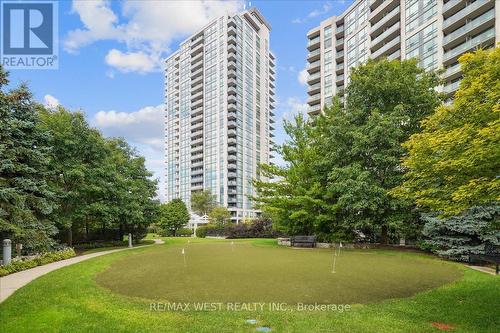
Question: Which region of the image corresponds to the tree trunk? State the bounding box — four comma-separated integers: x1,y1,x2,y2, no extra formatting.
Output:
68,226,73,247
381,225,388,244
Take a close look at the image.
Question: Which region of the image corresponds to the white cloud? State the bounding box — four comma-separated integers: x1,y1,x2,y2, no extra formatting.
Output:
92,104,166,200
292,2,333,24
298,68,308,86
92,104,164,151
281,97,308,121
105,49,158,73
44,94,60,108
65,0,244,73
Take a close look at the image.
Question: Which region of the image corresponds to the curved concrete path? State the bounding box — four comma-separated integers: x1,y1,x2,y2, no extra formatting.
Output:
0,239,164,303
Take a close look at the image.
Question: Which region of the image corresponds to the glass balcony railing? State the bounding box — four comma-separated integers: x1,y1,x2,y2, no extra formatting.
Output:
307,49,321,59
443,27,495,62
371,5,400,33
372,35,400,59
443,80,461,94
443,63,462,78
371,21,400,47
308,36,321,46
444,0,492,30
443,9,495,45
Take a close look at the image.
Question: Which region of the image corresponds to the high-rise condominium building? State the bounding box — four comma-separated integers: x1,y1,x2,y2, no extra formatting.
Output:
164,8,275,223
306,0,500,115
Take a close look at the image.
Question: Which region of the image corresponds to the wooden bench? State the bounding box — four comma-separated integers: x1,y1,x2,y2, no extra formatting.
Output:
291,235,316,248
469,243,500,275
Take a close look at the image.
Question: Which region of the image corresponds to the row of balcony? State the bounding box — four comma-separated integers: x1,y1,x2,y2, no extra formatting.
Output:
370,5,400,37
443,27,495,64
371,21,400,52
443,8,495,49
372,35,400,60
443,0,493,33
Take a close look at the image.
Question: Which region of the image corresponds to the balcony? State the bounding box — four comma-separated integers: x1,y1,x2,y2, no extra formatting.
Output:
191,42,203,56
335,38,344,50
307,60,321,73
228,60,237,70
443,62,462,80
228,35,237,45
191,160,203,169
228,129,237,137
308,104,321,115
228,101,237,112
192,66,203,78
370,0,385,11
443,80,461,95
227,162,237,171
307,36,321,50
192,82,203,94
228,26,237,36
336,74,344,84
444,1,494,33
307,92,321,105
227,146,237,154
191,34,203,47
191,98,203,109
228,172,237,178
371,35,400,60
370,0,398,23
228,138,237,146
443,28,495,65
335,25,344,37
443,0,466,17
387,49,401,61
227,68,236,78
370,5,400,37
228,120,237,128
307,72,321,84
191,183,203,191
308,82,321,95
228,78,237,87
371,21,400,52
191,121,203,132
227,109,237,120
191,105,203,117
191,75,203,87
191,136,203,146
443,9,495,49
336,50,344,61
191,90,203,102
307,49,321,61
336,63,344,74
191,52,203,64
228,50,237,62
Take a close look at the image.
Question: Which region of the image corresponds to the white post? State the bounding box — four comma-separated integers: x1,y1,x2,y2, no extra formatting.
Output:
3,239,12,266
128,233,132,248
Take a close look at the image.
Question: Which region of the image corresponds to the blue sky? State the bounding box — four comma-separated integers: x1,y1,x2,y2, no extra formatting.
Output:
7,0,352,199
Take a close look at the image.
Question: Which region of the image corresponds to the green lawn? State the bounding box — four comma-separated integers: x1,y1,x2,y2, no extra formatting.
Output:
1,238,499,333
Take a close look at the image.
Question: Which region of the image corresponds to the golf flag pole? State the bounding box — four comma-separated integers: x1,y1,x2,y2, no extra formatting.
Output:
339,242,343,256
231,241,234,252
332,245,337,273
182,248,186,267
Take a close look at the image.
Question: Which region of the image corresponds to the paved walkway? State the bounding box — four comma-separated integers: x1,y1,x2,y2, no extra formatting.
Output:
0,240,164,303
467,265,498,276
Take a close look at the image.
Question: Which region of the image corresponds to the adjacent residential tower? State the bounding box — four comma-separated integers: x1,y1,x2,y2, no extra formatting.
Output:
306,0,500,115
164,8,275,223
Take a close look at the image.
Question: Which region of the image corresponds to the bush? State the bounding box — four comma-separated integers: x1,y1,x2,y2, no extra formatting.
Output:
176,228,193,237
224,218,283,239
0,248,76,277
196,225,221,238
420,204,499,261
73,240,126,250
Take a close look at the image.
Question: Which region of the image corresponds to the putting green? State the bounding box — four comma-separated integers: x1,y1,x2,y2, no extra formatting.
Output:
96,239,462,304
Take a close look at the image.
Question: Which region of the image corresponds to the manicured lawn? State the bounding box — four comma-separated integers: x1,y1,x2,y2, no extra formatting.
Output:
0,238,498,332
97,239,461,304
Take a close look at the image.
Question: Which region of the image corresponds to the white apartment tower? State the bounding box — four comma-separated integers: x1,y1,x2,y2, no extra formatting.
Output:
306,0,500,115
165,8,275,222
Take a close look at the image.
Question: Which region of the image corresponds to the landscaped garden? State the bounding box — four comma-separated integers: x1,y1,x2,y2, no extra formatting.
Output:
1,238,499,333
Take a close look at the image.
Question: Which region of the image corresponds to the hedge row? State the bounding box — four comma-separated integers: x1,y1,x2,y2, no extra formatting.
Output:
0,248,76,277
197,219,283,239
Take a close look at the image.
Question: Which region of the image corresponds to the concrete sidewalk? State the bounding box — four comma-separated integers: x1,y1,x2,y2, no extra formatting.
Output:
0,240,164,303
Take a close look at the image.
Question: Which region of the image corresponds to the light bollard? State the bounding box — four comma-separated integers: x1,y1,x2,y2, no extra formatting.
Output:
128,233,133,248
3,239,12,266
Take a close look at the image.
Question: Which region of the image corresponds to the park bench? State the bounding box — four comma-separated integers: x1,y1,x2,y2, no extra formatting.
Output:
291,235,316,248
469,243,500,275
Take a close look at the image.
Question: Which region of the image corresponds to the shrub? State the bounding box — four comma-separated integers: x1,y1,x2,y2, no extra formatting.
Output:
176,228,193,237
224,218,284,239
196,225,220,238
0,248,76,277
420,204,499,261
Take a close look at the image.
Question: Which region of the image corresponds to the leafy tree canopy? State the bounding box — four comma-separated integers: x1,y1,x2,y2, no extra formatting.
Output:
396,47,500,216
191,190,215,216
159,199,190,236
